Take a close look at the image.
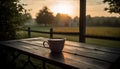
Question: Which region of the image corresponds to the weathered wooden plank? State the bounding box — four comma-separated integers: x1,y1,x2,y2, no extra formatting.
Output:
65,41,120,54
0,40,111,69
19,37,120,55
17,39,120,63
63,45,119,63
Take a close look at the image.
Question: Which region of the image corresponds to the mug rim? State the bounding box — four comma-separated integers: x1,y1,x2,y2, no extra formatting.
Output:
48,38,66,41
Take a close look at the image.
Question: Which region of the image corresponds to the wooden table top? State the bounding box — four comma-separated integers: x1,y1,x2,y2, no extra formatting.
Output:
0,37,120,69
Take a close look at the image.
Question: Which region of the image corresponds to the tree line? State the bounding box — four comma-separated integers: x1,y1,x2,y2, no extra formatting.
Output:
36,6,120,27
86,15,120,27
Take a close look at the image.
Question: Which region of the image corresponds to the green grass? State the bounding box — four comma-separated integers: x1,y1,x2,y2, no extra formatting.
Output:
53,27,120,37
25,26,120,38
27,26,51,32
86,27,120,38
86,38,120,48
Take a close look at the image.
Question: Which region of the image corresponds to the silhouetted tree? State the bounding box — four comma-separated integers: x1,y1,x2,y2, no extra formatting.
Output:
0,0,29,40
73,16,79,26
21,12,32,23
54,13,72,26
86,15,93,26
36,6,54,26
103,0,120,14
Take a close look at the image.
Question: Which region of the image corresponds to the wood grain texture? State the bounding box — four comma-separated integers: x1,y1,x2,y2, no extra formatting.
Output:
0,37,120,69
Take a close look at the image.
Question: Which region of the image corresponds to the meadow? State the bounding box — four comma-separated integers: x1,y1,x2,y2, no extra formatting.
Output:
17,26,120,48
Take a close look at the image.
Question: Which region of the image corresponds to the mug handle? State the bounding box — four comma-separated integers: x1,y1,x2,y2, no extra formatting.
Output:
43,41,49,48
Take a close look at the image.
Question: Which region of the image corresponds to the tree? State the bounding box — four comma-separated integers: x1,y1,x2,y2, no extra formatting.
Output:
103,0,120,14
0,0,28,40
86,15,93,26
21,11,32,23
54,13,72,26
73,16,79,26
36,6,54,26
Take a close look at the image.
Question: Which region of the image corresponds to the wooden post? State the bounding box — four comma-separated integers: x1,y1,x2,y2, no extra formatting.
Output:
79,0,86,43
50,28,53,38
28,27,31,38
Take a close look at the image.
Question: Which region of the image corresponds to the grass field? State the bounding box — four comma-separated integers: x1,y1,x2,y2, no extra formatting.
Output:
27,26,120,37
17,26,120,48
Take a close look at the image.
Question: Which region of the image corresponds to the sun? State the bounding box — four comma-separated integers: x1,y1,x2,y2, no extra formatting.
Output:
51,3,74,16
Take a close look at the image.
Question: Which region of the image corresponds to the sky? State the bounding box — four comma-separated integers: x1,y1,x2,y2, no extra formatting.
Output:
20,0,119,18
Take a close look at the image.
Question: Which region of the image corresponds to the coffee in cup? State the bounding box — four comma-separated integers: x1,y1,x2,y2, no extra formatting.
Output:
43,38,65,53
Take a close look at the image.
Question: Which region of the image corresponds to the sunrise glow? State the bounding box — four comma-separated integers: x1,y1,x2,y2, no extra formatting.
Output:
21,0,119,18
51,3,75,16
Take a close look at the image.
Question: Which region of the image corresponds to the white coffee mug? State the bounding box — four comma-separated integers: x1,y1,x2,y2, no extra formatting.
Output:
43,38,65,53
